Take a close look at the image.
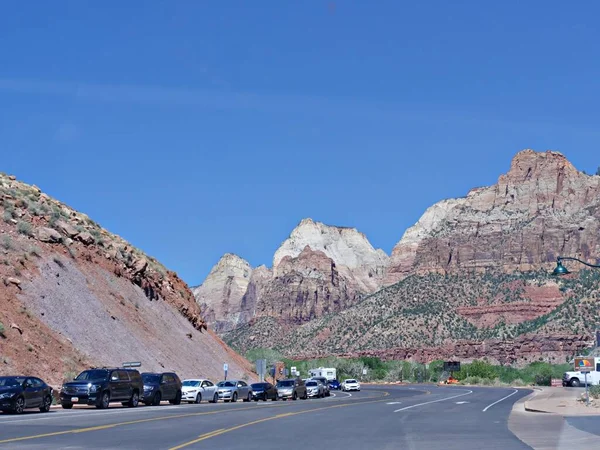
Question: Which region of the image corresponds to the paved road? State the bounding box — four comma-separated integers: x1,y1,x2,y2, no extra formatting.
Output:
0,385,532,449
566,416,600,436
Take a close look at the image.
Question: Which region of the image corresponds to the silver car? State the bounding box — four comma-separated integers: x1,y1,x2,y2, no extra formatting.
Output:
216,380,252,403
305,380,325,398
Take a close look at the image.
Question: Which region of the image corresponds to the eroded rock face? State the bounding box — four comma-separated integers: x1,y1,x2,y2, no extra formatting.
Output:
193,254,253,333
196,220,387,333
274,218,389,293
255,246,360,325
386,150,600,284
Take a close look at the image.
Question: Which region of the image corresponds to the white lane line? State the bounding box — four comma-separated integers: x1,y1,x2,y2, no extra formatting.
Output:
394,390,473,412
482,389,519,412
455,401,469,404
0,405,189,424
386,402,402,405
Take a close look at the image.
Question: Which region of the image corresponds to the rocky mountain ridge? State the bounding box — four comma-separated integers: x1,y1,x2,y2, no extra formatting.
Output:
201,149,600,365
195,218,389,332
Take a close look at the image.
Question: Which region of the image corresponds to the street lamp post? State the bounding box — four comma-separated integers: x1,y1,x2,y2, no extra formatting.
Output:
552,256,600,275
552,256,600,406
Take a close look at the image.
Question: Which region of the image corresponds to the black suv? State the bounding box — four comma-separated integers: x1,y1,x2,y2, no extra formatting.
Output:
141,372,182,406
60,368,143,409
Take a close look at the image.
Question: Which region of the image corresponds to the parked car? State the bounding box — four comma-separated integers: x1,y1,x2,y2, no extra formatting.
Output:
310,377,330,396
141,372,182,406
182,379,218,404
216,380,252,402
250,382,278,401
341,379,360,392
305,380,325,398
60,368,143,409
0,376,53,414
276,378,307,401
328,379,341,390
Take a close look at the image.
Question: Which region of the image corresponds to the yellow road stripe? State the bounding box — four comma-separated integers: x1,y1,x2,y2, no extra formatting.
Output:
168,395,394,450
0,390,394,446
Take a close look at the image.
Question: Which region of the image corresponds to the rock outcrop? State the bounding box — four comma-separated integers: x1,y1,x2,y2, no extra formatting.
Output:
274,218,389,293
386,150,600,284
192,254,253,333
195,219,387,332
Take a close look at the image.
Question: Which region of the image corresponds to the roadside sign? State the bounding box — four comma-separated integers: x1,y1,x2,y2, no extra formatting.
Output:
362,368,367,375
574,357,594,373
551,379,562,387
291,366,297,375
256,359,267,381
224,363,228,381
444,361,461,372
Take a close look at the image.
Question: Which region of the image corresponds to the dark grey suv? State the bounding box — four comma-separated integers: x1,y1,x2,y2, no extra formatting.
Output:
60,368,143,409
141,372,182,406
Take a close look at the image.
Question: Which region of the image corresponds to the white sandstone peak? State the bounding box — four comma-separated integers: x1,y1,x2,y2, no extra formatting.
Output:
273,218,388,270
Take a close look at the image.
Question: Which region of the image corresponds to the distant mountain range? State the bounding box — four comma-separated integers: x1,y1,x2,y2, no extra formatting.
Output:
195,149,600,364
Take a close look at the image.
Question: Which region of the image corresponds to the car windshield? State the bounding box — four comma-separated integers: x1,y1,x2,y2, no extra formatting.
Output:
217,381,236,387
346,380,357,384
182,380,201,387
251,383,267,389
142,374,160,384
277,380,294,387
75,370,109,381
0,377,25,387
306,381,318,387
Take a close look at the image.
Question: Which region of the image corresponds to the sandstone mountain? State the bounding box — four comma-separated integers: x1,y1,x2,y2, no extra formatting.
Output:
385,149,600,284
0,173,253,386
194,219,389,333
221,150,600,365
192,253,252,333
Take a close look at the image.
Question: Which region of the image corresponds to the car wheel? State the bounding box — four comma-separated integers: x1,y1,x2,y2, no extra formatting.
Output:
211,393,218,403
62,403,73,409
243,393,251,402
570,378,581,387
127,391,139,408
153,392,162,406
97,391,110,409
232,392,238,403
194,393,202,404
292,392,297,401
13,397,25,414
39,395,52,413
263,395,268,402
171,391,182,405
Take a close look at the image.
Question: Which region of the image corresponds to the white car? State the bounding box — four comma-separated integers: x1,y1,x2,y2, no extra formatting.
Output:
181,379,218,404
341,379,360,392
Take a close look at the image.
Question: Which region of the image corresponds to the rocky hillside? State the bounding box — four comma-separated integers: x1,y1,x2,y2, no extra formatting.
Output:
195,218,389,332
385,150,600,284
0,173,253,386
223,150,600,365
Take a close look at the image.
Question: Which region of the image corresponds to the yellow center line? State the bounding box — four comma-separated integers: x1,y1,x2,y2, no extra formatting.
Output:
169,393,395,450
0,390,394,446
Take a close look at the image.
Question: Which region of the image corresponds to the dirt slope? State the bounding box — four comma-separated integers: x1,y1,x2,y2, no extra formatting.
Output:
0,173,253,386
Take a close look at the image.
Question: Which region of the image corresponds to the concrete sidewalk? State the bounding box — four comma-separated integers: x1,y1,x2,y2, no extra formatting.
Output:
524,387,600,416
509,391,600,449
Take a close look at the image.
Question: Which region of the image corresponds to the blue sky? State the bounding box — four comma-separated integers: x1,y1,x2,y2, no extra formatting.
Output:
2,1,600,286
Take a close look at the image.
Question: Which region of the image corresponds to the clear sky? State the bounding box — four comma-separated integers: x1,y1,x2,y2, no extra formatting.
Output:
2,1,600,286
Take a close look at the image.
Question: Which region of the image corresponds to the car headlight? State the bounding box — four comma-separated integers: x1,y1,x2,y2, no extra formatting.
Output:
89,384,102,393
0,392,14,400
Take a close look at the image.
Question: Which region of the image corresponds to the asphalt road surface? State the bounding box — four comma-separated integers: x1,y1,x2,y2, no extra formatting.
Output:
0,385,533,449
